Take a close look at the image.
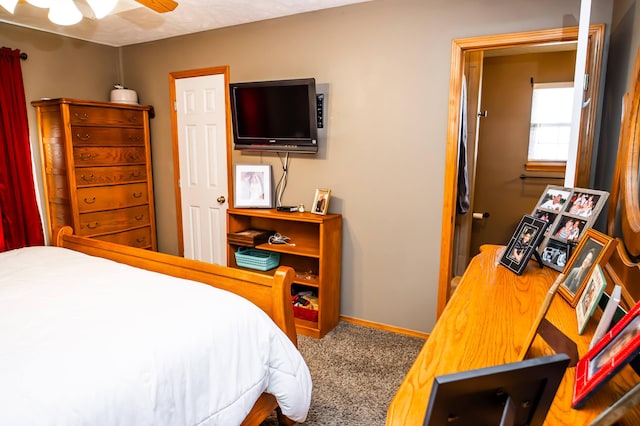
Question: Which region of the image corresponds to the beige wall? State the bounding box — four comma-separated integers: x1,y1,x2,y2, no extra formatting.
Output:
2,0,617,333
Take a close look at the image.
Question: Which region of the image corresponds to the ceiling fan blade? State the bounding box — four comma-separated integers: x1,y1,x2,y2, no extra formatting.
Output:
134,0,178,13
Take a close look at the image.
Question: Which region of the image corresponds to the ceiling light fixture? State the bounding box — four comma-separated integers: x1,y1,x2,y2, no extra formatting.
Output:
86,0,118,19
0,0,18,14
48,0,82,26
1,0,120,26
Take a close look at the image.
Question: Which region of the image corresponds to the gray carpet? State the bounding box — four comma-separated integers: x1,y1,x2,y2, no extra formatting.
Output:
262,321,425,425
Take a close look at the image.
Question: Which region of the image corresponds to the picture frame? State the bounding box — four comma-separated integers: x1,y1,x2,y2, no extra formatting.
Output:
576,264,607,335
233,164,273,208
557,229,617,308
533,185,609,272
590,285,623,350
572,300,640,409
499,215,548,275
312,188,331,215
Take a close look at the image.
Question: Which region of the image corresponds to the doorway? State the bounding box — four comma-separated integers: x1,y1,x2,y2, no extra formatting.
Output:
169,66,234,264
438,25,605,316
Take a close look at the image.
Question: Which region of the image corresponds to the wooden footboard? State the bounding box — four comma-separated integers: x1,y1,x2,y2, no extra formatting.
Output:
54,226,297,345
53,226,298,425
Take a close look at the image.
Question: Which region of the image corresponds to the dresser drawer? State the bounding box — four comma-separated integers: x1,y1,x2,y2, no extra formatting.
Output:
69,105,145,127
73,147,146,166
75,165,147,187
77,183,149,212
71,127,146,147
78,205,151,236
93,227,153,249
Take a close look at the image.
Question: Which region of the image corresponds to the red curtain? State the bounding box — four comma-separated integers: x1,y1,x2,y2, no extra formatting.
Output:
0,47,44,251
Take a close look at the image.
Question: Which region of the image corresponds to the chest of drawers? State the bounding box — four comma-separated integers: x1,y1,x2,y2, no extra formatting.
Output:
32,98,157,250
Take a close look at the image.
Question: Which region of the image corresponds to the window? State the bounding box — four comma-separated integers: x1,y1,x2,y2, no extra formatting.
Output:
527,82,574,166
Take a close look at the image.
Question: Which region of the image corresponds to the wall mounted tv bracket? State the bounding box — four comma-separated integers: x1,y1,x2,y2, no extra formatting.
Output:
316,93,324,128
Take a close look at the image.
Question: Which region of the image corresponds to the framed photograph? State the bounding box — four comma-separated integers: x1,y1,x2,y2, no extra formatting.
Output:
537,186,572,212
312,188,331,215
533,185,609,272
533,209,559,237
234,164,273,208
590,285,623,350
557,229,617,307
576,264,607,335
499,215,548,275
541,239,570,270
572,300,640,409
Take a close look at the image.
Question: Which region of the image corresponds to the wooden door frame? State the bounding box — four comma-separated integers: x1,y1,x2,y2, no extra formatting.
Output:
438,25,605,317
169,66,234,257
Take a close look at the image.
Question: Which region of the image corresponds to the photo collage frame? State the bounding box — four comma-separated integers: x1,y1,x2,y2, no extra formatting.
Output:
532,185,609,272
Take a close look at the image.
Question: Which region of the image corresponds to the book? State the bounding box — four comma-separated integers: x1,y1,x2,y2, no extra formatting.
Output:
227,229,274,247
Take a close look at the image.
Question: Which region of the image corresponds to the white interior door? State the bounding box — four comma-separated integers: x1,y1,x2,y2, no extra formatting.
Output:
174,73,228,264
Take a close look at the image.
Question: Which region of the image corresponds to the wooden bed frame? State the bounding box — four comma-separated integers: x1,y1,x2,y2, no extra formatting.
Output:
53,226,297,426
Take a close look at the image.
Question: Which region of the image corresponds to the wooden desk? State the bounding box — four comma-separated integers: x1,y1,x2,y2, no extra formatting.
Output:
387,245,640,425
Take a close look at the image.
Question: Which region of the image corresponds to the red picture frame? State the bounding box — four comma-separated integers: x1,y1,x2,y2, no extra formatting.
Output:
572,300,640,408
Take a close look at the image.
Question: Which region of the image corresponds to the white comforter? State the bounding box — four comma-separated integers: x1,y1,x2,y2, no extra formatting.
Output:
0,246,311,425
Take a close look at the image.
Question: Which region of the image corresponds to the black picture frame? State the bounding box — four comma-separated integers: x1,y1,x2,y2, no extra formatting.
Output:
499,215,548,275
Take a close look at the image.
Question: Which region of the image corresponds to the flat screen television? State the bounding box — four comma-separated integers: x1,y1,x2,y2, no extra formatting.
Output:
423,354,570,426
229,78,318,154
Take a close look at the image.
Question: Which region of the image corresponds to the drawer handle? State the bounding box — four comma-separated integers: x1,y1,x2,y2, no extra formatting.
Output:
84,197,96,204
76,133,91,141
80,153,95,161
135,214,144,221
127,153,141,161
80,174,95,182
86,222,99,229
130,171,141,178
74,112,89,121
127,115,140,124
128,135,142,142
132,192,143,198
136,237,146,243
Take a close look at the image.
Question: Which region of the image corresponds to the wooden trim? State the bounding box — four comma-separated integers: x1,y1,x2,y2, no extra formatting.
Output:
438,24,605,319
340,316,429,340
524,161,566,173
168,66,233,257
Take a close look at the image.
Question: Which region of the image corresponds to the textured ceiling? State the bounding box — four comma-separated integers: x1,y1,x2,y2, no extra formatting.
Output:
0,0,370,47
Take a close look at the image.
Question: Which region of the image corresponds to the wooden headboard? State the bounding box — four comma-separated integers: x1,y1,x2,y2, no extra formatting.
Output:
606,48,640,309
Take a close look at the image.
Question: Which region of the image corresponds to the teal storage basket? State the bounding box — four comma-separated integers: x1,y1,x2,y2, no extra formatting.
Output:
235,247,280,271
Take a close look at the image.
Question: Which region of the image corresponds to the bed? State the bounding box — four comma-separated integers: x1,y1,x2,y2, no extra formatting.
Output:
0,226,311,426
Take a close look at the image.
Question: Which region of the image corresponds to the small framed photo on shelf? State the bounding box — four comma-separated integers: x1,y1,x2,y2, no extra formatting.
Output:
312,188,331,215
499,215,548,275
572,300,640,409
557,229,617,307
533,185,609,272
234,164,273,208
576,264,607,335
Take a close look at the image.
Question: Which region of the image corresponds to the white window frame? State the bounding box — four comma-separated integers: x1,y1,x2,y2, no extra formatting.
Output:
527,82,574,169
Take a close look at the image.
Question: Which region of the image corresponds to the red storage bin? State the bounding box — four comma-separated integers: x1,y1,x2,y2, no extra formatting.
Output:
293,305,318,322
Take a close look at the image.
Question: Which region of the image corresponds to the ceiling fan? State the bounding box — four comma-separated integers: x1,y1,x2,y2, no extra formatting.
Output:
1,0,178,25
134,0,178,13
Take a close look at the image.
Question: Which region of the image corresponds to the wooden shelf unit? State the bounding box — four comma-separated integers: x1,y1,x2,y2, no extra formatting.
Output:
227,208,342,338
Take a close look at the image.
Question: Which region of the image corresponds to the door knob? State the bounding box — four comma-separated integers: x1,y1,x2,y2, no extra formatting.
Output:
216,196,226,204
